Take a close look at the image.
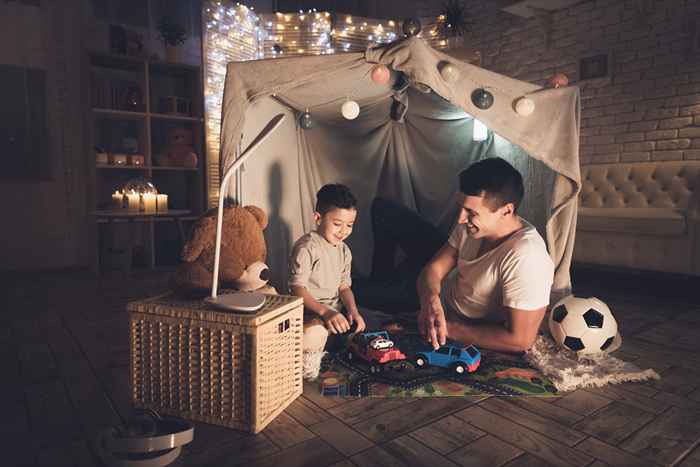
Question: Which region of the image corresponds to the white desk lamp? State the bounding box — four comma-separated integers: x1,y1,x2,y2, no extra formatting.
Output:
205,113,286,312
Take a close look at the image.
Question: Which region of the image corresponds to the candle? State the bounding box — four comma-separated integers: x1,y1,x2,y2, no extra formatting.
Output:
111,191,124,209
143,193,157,213
156,194,168,212
126,192,140,212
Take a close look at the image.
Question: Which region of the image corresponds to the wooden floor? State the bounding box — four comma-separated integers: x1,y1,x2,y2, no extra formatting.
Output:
2,266,700,467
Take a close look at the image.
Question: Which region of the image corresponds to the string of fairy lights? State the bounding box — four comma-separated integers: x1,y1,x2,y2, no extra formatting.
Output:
202,1,455,205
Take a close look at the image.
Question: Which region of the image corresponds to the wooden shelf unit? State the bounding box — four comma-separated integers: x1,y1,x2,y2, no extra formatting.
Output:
86,53,205,273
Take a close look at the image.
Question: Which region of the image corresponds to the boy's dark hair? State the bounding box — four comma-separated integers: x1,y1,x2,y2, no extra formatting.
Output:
315,184,357,214
458,157,524,212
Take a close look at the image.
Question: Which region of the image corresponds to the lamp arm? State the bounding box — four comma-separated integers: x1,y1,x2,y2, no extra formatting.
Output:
210,113,286,299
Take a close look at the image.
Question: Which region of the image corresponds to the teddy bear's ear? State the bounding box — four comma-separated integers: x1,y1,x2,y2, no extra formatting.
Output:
244,205,268,230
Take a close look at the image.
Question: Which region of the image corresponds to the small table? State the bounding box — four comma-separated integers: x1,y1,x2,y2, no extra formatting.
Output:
93,209,193,273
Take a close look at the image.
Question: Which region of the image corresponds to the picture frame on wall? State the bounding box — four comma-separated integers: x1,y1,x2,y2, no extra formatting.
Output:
577,52,611,81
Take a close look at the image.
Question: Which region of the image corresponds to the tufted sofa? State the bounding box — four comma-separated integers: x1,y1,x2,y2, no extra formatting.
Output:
574,161,700,275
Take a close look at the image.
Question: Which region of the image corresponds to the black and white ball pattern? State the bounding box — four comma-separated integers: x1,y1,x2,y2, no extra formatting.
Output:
549,296,617,355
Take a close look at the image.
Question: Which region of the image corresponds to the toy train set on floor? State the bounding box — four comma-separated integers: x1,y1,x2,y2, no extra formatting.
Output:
318,328,559,397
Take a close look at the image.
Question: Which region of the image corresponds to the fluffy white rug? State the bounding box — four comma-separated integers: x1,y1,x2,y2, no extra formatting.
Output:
525,334,660,392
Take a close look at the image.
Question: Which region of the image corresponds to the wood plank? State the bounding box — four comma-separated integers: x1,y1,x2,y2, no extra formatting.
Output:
0,432,37,467
302,381,348,409
244,437,344,467
503,453,557,467
45,321,122,434
408,415,486,455
327,461,358,467
61,360,122,434
175,422,276,466
96,365,133,421
615,382,659,398
621,338,697,372
652,390,700,409
572,401,655,445
18,341,59,384
619,406,700,466
69,315,130,369
689,388,700,403
328,397,419,426
285,396,332,427
263,411,316,449
380,434,462,467
574,436,659,467
307,417,374,456
448,435,523,467
352,397,481,443
351,440,460,467
35,439,96,467
584,386,670,415
650,366,700,397
505,398,584,426
454,405,594,467
678,444,700,467
636,321,700,353
552,389,612,415
25,379,82,444
480,398,587,447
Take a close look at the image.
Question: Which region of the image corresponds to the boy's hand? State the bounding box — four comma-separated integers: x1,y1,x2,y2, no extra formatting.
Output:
347,309,366,334
321,308,350,334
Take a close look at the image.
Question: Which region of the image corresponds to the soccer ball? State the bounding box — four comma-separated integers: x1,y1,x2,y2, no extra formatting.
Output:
548,295,617,355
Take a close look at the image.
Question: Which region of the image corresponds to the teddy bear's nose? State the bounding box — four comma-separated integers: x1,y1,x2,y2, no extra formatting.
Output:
259,268,270,281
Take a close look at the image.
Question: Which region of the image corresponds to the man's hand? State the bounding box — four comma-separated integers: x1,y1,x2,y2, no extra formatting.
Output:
347,309,366,334
321,308,350,334
418,295,447,350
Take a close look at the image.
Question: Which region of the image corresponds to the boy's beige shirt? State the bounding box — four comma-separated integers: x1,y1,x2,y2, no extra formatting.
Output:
288,231,352,311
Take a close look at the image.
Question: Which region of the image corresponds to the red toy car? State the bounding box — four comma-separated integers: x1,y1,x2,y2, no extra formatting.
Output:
347,331,407,372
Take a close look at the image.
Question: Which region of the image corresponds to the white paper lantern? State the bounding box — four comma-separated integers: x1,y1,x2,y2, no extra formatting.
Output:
341,100,360,120
514,97,535,116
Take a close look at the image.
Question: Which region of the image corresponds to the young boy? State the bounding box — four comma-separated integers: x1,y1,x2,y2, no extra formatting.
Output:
289,184,366,379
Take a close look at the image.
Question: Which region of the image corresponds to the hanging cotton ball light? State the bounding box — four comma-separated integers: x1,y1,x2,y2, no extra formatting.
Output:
514,96,535,116
299,110,313,129
471,88,494,110
370,64,391,85
402,17,422,37
438,61,460,83
549,73,569,88
341,100,360,120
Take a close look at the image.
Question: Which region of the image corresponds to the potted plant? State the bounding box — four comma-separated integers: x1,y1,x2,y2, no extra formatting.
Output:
157,16,187,63
438,0,472,49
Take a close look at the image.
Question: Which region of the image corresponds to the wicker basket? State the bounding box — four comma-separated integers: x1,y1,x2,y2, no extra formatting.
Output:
127,292,303,433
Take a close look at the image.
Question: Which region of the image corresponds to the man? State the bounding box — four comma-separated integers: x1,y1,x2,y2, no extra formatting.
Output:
416,157,554,352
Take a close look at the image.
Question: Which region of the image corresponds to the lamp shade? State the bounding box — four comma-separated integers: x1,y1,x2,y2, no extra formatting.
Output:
207,114,286,310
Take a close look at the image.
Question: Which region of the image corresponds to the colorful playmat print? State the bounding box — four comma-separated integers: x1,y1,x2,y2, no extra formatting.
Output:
317,332,559,397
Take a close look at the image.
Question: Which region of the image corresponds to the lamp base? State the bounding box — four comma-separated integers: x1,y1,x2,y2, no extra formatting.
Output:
205,292,266,312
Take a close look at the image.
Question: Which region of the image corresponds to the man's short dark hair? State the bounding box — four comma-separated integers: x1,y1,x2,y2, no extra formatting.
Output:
458,157,524,212
315,184,357,214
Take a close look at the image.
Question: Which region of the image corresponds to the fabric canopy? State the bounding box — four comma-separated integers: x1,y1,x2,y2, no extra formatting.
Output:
220,37,581,301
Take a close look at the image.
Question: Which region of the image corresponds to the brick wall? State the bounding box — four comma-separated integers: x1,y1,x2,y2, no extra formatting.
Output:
461,0,700,165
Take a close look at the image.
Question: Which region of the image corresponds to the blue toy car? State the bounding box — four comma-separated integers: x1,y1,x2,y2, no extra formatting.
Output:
414,344,481,374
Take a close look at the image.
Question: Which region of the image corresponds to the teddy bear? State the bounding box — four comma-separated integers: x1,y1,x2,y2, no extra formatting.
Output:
171,202,275,296
155,127,198,168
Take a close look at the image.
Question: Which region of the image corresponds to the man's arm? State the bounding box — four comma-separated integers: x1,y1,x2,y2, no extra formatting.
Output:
416,243,458,349
446,306,546,353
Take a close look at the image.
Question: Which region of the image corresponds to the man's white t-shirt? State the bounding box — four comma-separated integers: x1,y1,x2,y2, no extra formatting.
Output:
442,218,554,320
